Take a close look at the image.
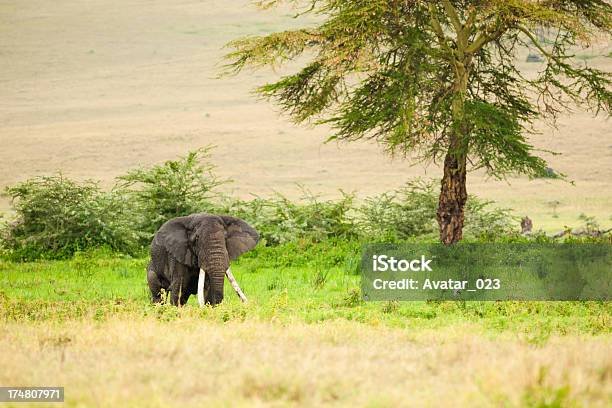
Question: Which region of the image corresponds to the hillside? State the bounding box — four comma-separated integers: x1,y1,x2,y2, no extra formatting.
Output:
1,0,610,231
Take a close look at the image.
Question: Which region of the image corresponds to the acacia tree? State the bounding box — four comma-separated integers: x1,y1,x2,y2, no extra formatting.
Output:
223,0,611,244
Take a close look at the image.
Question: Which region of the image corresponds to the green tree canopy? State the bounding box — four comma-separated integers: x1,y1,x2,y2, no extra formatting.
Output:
224,0,611,244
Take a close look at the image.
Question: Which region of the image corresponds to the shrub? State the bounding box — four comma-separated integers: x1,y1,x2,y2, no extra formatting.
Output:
0,146,522,261
463,197,517,239
358,179,516,240
117,147,227,234
358,179,438,240
218,187,357,245
0,175,144,260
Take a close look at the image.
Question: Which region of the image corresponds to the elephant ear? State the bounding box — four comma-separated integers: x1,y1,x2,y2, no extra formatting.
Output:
220,216,260,261
154,216,196,266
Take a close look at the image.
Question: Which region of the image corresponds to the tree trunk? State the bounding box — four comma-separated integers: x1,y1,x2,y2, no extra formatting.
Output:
437,146,467,245
438,58,469,245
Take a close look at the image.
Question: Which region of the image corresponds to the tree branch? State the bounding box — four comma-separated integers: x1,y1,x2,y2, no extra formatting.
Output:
465,21,506,54
517,25,558,62
441,0,462,35
427,4,455,60
464,7,477,35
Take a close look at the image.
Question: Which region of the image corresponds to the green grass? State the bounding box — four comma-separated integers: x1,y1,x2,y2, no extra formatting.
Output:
1,243,610,407
1,246,609,343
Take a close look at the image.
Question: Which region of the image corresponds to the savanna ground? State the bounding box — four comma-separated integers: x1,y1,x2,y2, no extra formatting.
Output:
1,1,611,407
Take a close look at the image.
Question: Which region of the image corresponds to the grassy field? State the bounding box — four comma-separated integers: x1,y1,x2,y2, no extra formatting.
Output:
1,245,610,407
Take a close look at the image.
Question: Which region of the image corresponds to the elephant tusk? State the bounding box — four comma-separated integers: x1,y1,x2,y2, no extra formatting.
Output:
197,268,206,307
226,267,248,303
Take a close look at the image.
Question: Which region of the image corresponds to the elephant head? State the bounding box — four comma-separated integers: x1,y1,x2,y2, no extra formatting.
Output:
154,213,259,305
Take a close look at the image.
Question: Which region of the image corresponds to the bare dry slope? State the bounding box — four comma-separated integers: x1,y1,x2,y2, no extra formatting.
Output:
1,0,610,230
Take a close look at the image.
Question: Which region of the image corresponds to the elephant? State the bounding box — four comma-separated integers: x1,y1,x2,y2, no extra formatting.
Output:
147,213,259,306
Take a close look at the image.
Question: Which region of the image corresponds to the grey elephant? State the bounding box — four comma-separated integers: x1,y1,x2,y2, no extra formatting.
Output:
147,213,259,306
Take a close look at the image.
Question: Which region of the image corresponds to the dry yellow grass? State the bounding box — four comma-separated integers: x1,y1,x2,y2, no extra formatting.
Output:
1,318,610,407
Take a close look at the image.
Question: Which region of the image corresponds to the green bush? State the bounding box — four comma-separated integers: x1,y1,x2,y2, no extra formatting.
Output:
218,188,357,245
464,197,517,239
358,179,516,240
358,179,439,240
0,175,144,260
118,147,227,234
0,148,526,261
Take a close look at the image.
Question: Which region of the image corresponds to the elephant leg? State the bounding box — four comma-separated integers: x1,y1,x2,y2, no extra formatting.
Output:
147,265,163,304
178,289,191,306
169,262,192,306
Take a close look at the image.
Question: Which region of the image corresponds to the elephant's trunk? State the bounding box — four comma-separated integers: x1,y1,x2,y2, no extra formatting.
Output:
226,267,248,303
200,235,228,305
